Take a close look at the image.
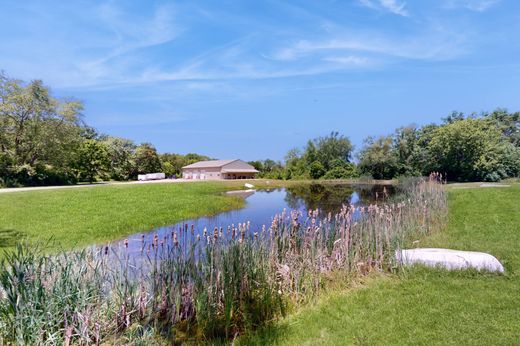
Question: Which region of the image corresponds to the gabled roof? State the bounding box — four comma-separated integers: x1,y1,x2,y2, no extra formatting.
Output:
182,159,239,169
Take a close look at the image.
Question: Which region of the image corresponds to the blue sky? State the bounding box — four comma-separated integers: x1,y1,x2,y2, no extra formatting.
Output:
1,0,520,160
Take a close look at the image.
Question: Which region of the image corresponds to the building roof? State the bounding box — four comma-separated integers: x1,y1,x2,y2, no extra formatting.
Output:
182,159,239,169
221,168,259,173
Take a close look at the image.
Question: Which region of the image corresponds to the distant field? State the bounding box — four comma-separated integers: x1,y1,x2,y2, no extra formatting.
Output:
238,184,520,345
0,182,246,254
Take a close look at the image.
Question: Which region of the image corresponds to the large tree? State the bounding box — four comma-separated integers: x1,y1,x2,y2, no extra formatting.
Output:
486,108,520,147
358,136,398,180
74,139,110,183
135,143,162,174
0,73,84,185
103,136,137,180
428,118,515,181
310,131,353,170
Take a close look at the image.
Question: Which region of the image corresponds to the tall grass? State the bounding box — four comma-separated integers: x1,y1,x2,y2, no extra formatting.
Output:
0,174,447,344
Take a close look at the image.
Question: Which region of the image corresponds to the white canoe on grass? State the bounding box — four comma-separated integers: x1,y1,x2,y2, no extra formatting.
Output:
244,183,255,189
396,248,505,273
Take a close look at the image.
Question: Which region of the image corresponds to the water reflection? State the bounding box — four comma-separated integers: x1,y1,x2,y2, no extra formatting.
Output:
284,183,395,213
107,184,394,255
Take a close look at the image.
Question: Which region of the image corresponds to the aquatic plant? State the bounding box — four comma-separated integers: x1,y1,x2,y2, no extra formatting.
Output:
0,174,447,344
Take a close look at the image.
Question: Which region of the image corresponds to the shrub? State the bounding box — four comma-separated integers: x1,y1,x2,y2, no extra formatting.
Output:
309,161,326,179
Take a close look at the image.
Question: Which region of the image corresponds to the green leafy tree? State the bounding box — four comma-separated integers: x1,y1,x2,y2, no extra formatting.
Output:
160,153,211,177
322,164,358,180
442,111,467,124
284,148,307,179
358,136,398,180
486,108,520,146
135,143,162,174
248,160,264,172
428,118,511,181
312,132,353,170
75,140,110,183
309,160,326,179
103,136,137,180
161,161,176,177
184,153,211,165
0,73,84,185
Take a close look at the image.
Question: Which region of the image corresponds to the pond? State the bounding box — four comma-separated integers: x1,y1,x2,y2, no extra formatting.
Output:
116,183,395,255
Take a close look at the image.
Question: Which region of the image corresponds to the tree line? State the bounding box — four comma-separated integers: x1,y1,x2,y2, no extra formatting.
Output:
1,73,519,186
0,73,209,187
250,110,520,182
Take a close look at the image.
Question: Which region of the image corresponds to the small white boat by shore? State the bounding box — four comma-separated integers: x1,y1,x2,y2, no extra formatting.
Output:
396,248,504,273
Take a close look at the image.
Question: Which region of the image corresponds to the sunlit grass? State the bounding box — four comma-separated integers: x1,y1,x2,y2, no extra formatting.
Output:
0,177,446,344
238,184,520,345
0,182,245,254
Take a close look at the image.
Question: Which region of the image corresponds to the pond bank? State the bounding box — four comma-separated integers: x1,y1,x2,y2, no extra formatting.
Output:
0,182,245,255
0,180,396,256
238,184,520,345
0,178,446,345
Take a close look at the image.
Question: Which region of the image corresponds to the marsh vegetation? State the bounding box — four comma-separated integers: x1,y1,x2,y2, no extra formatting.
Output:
0,175,446,344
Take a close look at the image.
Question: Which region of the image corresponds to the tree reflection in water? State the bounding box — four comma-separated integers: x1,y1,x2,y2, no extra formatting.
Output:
284,183,395,214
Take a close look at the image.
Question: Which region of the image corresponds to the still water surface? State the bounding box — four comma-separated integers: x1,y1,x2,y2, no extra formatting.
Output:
116,183,394,254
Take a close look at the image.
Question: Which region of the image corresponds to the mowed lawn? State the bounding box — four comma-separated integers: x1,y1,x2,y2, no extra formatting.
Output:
239,185,520,345
0,182,244,253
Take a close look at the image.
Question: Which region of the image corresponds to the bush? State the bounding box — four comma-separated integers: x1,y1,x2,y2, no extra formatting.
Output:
309,161,326,179
322,164,358,180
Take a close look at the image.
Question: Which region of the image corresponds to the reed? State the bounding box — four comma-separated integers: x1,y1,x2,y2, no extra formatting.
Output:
0,174,447,345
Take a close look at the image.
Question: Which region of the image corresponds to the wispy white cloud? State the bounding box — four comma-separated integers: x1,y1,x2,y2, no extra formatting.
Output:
0,0,477,93
0,1,181,89
359,0,409,16
72,3,180,86
443,0,501,11
323,56,369,65
270,29,467,63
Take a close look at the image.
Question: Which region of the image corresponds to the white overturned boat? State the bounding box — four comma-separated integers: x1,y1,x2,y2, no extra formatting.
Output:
397,248,505,273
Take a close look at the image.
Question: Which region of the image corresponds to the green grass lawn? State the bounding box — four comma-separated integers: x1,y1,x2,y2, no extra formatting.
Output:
0,178,375,254
238,185,520,345
0,182,245,253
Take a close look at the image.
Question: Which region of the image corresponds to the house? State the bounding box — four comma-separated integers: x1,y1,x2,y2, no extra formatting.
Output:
182,159,259,180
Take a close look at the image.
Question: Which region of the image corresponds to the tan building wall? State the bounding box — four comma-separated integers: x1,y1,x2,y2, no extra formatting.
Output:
182,159,258,180
182,167,223,180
